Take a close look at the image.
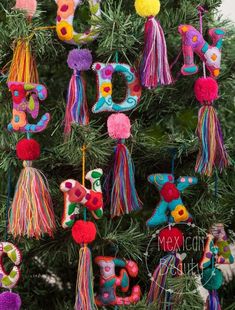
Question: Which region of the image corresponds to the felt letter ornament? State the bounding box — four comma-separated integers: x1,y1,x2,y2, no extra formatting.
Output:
146,174,198,227
55,0,101,46
8,82,50,133
92,62,142,113
0,242,22,290
178,25,225,78
60,169,104,228
95,256,141,306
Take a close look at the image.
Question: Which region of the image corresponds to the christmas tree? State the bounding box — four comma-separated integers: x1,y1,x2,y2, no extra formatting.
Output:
0,0,234,309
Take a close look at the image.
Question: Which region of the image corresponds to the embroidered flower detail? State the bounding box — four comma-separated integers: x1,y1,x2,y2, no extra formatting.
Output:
171,205,189,223
57,0,75,19
100,82,112,97
101,65,114,80
205,47,221,68
129,81,141,97
11,109,27,130
9,83,26,104
185,30,203,48
56,21,73,41
160,182,180,202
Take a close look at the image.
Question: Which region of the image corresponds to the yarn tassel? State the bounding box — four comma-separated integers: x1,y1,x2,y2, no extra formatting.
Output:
206,290,221,310
195,105,228,176
64,71,89,136
8,161,55,239
75,245,97,310
8,40,39,83
140,17,173,89
147,255,176,305
110,142,142,218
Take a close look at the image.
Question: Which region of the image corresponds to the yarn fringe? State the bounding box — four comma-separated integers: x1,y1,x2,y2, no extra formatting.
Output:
75,246,97,310
8,161,55,239
206,290,221,310
8,40,39,83
195,105,228,176
140,17,173,89
64,71,89,137
110,142,142,218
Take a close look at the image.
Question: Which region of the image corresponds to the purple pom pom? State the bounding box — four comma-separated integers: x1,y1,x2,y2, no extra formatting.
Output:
0,292,21,310
67,49,93,71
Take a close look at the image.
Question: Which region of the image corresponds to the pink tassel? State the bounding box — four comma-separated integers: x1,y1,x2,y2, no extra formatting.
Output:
140,17,173,89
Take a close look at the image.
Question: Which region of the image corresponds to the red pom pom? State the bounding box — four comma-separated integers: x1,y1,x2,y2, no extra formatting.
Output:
194,77,218,104
72,220,97,244
158,227,184,252
16,139,41,161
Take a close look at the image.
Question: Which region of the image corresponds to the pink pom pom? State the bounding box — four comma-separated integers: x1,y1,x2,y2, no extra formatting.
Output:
194,77,219,104
14,0,37,18
107,113,131,140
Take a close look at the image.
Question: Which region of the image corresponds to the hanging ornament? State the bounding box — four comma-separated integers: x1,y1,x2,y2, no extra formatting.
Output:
72,220,97,310
60,168,104,228
55,0,101,46
0,242,22,310
147,227,184,305
13,0,37,18
92,62,142,113
146,174,198,227
106,113,142,218
178,25,225,78
64,49,92,135
134,0,173,88
95,256,141,306
194,77,228,176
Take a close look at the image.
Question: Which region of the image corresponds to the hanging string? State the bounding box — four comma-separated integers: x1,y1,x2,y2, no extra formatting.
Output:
171,149,177,175
115,51,119,63
198,5,208,78
5,167,12,241
81,145,87,221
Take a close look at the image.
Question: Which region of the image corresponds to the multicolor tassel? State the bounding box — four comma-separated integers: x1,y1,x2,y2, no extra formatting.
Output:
8,161,55,239
8,40,39,84
194,77,228,176
75,246,97,310
64,49,92,137
206,290,221,310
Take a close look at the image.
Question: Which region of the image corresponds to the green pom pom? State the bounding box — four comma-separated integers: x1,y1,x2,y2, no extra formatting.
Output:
201,268,223,291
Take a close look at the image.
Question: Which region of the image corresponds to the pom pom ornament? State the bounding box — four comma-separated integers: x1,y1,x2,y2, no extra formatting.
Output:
135,0,173,88
72,220,97,244
194,78,228,176
55,0,101,46
60,169,104,228
146,174,198,227
178,25,225,78
0,292,21,310
95,257,141,306
106,114,142,218
64,49,92,135
92,62,142,113
13,0,37,18
147,227,184,305
16,138,40,161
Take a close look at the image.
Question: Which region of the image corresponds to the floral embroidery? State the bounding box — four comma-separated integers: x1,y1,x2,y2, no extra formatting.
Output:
9,83,26,104
57,0,75,19
11,109,27,130
100,82,112,97
160,183,180,203
56,21,73,41
171,205,189,223
101,65,114,80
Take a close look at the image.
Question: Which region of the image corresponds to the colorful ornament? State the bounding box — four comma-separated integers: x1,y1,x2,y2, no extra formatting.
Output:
92,62,142,113
146,174,198,227
72,220,97,310
8,139,56,239
64,49,92,135
60,168,104,228
0,242,22,289
95,256,141,306
8,82,50,133
106,113,142,218
194,77,228,176
55,0,101,46
178,25,225,78
148,227,183,305
135,0,173,88
13,0,37,18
